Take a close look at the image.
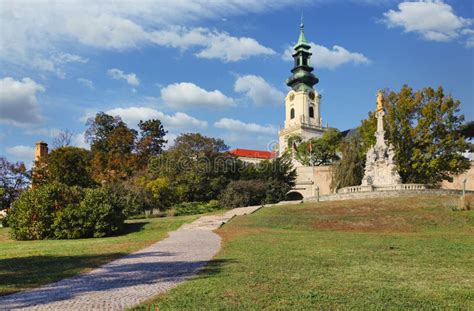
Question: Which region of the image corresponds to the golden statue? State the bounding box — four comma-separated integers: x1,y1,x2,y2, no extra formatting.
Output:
376,90,384,112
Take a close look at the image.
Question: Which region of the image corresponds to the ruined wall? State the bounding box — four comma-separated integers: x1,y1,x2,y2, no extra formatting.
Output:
294,161,473,199
441,162,474,191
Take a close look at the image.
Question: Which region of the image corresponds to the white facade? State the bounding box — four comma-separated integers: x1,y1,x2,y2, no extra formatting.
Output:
278,89,326,156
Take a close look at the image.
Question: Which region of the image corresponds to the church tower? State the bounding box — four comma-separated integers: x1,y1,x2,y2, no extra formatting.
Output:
279,19,326,156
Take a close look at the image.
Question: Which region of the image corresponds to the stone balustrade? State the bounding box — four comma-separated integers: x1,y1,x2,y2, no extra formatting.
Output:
338,184,427,194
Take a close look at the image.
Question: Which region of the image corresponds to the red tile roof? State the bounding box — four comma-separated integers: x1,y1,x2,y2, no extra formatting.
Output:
229,148,276,159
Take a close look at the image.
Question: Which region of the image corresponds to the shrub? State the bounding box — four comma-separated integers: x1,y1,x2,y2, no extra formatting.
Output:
77,187,125,238
9,183,83,240
263,179,292,204
104,182,153,218
219,180,267,209
9,183,126,240
173,200,222,216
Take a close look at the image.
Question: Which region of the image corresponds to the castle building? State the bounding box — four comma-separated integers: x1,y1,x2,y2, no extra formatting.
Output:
229,149,276,164
278,20,326,156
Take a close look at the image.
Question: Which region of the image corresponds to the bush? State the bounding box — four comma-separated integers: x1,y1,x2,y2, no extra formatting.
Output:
173,200,222,216
104,182,153,218
9,183,84,240
76,187,125,238
8,183,126,240
219,179,291,208
219,180,267,209
263,179,292,204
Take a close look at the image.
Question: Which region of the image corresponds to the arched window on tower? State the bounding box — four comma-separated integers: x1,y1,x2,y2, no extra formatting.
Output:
309,106,314,118
290,108,295,119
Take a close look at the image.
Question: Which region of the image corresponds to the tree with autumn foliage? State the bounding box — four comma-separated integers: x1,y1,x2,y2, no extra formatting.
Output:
359,85,470,185
85,112,138,183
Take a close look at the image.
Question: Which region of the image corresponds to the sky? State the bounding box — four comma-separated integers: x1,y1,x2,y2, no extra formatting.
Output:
1,0,473,167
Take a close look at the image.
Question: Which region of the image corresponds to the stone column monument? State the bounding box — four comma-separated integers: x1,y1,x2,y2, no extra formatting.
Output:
361,91,401,187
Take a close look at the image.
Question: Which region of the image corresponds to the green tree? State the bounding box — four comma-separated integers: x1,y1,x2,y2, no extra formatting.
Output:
39,147,95,188
295,129,343,166
136,119,168,167
0,157,30,210
360,85,470,184
460,121,474,139
149,133,238,202
146,177,175,213
331,131,366,191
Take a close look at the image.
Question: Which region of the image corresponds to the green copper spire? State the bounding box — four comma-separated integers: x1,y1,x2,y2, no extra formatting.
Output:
297,14,307,46
286,18,318,92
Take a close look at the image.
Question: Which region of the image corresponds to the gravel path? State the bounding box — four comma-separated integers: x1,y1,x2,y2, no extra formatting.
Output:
0,205,261,310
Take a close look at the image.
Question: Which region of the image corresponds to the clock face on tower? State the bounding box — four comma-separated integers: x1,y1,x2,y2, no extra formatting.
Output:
289,93,295,101
308,91,315,100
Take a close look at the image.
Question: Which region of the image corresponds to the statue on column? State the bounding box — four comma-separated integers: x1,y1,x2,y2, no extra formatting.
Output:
361,91,401,187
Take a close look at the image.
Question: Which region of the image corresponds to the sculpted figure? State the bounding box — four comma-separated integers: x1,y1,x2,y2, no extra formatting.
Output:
376,90,384,112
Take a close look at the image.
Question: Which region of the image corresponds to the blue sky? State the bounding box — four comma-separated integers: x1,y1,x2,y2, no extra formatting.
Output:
1,0,473,166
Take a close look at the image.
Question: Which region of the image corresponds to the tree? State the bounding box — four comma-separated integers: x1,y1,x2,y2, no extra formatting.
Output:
136,119,167,167
239,154,297,203
148,133,238,202
146,177,175,213
52,129,74,149
460,121,474,139
0,157,30,210
295,129,342,166
360,85,470,185
40,147,95,188
331,131,366,191
85,112,138,183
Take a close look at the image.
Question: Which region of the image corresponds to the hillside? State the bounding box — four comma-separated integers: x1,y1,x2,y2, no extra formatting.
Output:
137,195,474,310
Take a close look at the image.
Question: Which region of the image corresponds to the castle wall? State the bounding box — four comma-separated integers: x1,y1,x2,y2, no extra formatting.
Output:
441,163,474,191
293,161,474,199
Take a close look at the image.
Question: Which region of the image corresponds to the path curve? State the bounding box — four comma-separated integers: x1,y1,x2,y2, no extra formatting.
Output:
0,206,261,310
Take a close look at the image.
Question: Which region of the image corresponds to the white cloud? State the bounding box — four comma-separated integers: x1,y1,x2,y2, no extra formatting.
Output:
0,1,289,74
214,118,277,135
161,82,234,109
194,31,275,62
53,52,88,64
382,0,472,44
150,27,275,62
72,132,90,149
6,145,35,166
106,107,208,130
283,43,370,70
234,75,284,105
0,77,44,126
24,128,62,138
107,68,140,86
77,78,94,89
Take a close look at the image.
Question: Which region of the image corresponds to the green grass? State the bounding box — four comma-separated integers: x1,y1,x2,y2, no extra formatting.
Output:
0,215,198,296
136,195,474,310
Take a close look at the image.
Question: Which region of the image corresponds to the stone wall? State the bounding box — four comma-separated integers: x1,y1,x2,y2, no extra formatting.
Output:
292,161,473,199
293,165,333,197
441,163,474,190
305,189,473,203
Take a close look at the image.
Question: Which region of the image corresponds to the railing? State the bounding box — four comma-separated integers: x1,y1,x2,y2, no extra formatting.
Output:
338,184,427,194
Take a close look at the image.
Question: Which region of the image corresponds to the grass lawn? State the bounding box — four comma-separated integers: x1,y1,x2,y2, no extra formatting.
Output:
0,215,198,296
136,195,474,310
